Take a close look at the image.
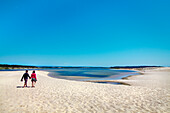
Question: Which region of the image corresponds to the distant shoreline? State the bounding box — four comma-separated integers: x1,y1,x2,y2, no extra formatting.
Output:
0,64,163,70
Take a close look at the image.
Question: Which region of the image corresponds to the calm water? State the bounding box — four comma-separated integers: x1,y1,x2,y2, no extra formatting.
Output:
47,68,139,81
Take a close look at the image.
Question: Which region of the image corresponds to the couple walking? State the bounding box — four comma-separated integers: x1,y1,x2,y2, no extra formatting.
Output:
21,70,37,88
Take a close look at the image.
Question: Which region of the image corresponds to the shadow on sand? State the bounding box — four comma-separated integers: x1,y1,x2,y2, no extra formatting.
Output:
16,86,35,88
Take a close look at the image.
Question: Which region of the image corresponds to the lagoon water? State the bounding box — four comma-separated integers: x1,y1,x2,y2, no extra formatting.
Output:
47,68,139,81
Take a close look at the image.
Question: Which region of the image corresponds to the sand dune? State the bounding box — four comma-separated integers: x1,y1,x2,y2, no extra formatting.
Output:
0,68,170,113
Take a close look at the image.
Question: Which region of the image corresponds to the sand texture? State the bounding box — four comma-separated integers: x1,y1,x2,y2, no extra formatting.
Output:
0,68,170,113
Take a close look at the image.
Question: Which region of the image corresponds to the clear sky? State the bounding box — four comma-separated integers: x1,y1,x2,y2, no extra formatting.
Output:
0,0,170,66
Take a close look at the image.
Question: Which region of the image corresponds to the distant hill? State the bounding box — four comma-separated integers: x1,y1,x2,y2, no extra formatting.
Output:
0,64,107,70
110,66,162,69
0,64,38,69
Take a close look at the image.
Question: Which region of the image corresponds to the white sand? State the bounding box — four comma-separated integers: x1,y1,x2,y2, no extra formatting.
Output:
0,68,170,113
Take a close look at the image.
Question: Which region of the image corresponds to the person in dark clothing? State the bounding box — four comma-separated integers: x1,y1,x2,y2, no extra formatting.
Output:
21,70,31,88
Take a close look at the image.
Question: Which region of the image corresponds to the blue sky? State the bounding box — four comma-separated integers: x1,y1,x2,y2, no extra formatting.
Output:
0,0,170,66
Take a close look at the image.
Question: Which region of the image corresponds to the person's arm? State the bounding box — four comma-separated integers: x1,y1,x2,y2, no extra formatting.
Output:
28,74,31,79
35,74,37,80
21,74,24,81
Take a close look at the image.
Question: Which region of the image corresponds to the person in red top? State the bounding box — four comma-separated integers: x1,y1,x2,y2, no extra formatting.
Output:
31,70,37,87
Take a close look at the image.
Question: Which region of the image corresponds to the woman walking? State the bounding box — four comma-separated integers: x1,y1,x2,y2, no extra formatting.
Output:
31,70,37,87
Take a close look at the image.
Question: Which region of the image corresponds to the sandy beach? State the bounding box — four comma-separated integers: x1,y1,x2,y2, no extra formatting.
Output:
0,68,170,113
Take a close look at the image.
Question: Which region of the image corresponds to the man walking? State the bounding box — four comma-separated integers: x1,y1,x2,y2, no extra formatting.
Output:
21,70,30,88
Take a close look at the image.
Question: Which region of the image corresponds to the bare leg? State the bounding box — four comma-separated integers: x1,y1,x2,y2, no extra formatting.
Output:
32,81,34,87
23,83,26,88
23,79,28,88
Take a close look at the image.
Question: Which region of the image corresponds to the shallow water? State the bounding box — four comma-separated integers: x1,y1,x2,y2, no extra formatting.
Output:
47,68,139,82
